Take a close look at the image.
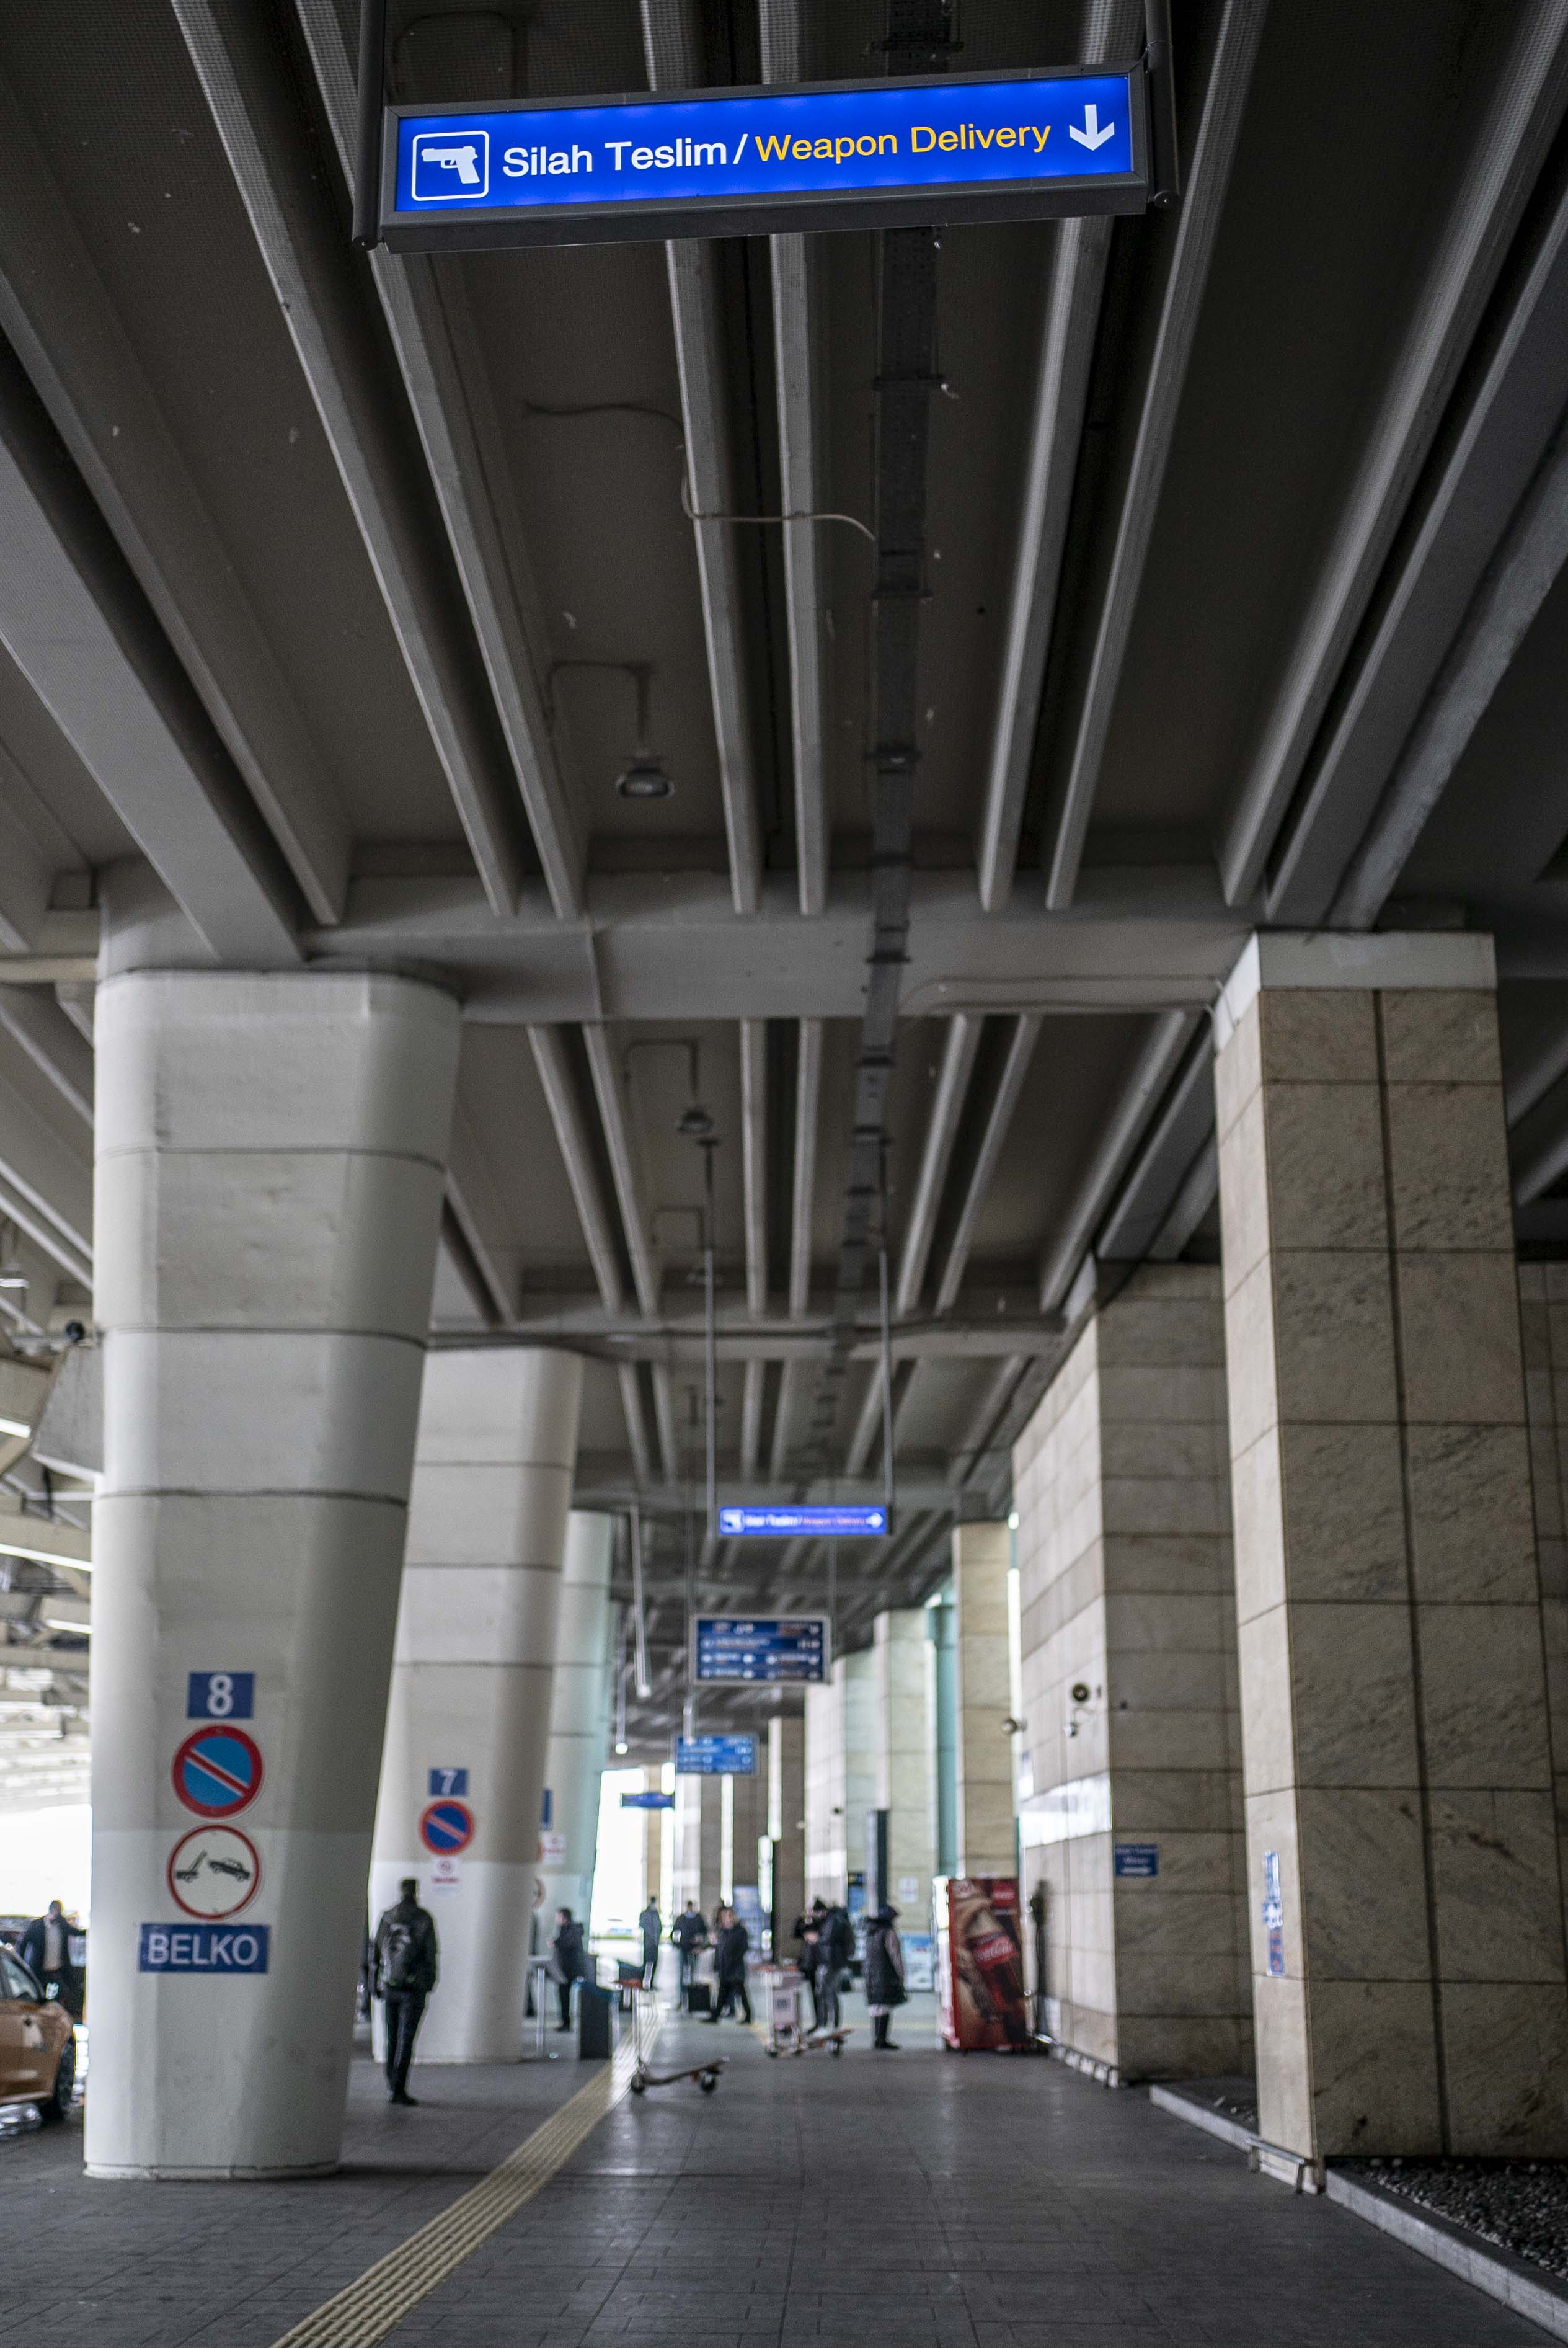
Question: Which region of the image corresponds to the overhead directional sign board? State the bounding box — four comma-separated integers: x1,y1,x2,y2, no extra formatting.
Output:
694,1616,830,1686
677,1734,758,1776
378,67,1147,252
718,1503,889,1539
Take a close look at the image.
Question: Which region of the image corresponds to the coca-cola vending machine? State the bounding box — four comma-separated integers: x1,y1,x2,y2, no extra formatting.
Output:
935,1875,1029,2052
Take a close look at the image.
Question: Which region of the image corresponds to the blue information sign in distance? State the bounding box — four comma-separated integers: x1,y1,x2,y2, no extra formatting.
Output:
693,1617,829,1686
621,1790,676,1810
383,69,1146,249
676,1735,758,1776
717,1503,888,1539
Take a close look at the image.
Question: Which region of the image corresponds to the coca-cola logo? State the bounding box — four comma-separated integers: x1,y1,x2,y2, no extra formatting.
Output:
970,1931,1014,1965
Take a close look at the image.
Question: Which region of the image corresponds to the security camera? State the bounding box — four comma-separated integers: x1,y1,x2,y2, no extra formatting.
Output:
1070,1681,1091,1705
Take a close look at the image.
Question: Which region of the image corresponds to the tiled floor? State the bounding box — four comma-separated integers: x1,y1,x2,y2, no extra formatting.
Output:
1,1998,1556,2346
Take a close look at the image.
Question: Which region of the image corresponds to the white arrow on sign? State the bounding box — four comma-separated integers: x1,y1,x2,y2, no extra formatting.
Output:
1069,105,1115,152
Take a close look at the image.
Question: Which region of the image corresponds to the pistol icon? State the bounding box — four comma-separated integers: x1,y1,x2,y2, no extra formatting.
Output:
410,131,489,200
424,144,480,184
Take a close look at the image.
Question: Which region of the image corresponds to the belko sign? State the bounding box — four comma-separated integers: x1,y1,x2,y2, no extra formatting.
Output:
377,67,1148,252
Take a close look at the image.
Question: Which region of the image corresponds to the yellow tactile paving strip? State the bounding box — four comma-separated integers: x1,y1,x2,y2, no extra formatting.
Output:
269,2016,657,2348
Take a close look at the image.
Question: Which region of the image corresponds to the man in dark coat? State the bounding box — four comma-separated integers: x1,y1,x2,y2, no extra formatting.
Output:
373,1877,440,2104
864,1904,908,2049
706,1903,751,2024
552,1906,587,2029
670,1900,709,2010
638,1898,662,1990
18,1900,81,2018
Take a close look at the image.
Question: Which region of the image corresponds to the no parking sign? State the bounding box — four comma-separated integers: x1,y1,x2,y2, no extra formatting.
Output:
419,1797,475,1856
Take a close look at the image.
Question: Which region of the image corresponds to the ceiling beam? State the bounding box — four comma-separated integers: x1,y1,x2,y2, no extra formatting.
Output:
932,1015,1041,1314
895,1013,983,1317
1266,158,1568,924
0,1039,92,1275
740,1018,769,1314
759,1,827,918
977,0,1143,912
526,1025,626,1312
583,1025,660,1320
0,345,301,967
172,0,531,918
771,1015,823,1476
1148,1136,1219,1261
1037,1010,1198,1311
1220,2,1568,908
0,989,91,1129
1095,1020,1216,1261
1042,0,1269,910
740,1358,765,1479
295,0,584,918
642,1,763,918
0,62,350,928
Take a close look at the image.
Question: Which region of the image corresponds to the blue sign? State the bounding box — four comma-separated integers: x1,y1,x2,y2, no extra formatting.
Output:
621,1791,676,1810
383,69,1146,250
1114,1843,1159,1879
717,1505,888,1539
694,1616,828,1685
429,1767,468,1798
1263,1849,1285,1977
676,1735,758,1777
187,1671,254,1720
138,1923,270,1975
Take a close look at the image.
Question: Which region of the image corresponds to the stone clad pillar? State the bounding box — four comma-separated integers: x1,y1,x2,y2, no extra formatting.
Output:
1216,932,1568,2161
952,1521,1016,1875
87,971,458,2179
874,1609,936,1924
805,1648,874,1903
536,1513,616,1929
373,1346,582,2064
1011,1265,1249,2083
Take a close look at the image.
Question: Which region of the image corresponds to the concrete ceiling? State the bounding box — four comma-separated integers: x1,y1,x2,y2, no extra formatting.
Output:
1,0,1567,1750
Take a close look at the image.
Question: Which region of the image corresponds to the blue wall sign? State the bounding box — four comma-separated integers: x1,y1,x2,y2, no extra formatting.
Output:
381,68,1147,251
694,1616,828,1684
1113,1842,1159,1879
676,1734,758,1776
718,1504,888,1539
621,1790,676,1810
430,1767,468,1798
138,1923,270,1974
187,1671,254,1720
1263,1849,1285,1977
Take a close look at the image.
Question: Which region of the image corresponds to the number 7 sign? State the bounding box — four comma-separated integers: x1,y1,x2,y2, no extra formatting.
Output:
428,1767,469,1797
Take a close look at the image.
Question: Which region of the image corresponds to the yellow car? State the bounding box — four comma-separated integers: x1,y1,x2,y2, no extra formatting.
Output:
0,1946,76,2122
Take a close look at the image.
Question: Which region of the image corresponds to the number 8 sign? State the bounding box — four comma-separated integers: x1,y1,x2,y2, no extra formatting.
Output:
188,1671,255,1720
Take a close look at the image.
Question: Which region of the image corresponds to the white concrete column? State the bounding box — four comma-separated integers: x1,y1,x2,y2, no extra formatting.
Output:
372,1346,582,2063
87,970,458,2179
805,1650,874,1901
953,1521,1017,1875
769,1710,806,1952
874,1609,937,1924
536,1512,616,1927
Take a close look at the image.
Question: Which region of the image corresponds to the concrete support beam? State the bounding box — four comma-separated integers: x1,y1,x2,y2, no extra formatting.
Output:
1012,1265,1250,2081
1215,930,1568,2159
952,1521,1016,1877
536,1513,616,1931
804,1647,874,1906
374,1348,582,2064
768,1710,806,1956
874,1609,937,1929
86,969,458,2178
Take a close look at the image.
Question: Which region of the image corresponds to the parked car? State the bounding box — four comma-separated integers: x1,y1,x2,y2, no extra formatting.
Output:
0,1946,75,2122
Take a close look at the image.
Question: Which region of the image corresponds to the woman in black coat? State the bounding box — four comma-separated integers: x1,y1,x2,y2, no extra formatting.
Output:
863,1905,907,2049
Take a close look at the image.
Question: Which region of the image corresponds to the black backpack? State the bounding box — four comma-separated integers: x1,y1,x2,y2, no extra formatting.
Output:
381,1917,419,1990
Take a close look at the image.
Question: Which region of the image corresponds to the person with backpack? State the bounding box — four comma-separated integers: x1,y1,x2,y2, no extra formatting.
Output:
373,1877,439,2106
815,1899,854,2032
670,1900,709,2011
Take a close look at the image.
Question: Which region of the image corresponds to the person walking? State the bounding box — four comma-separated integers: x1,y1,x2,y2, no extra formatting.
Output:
707,1903,752,2024
373,1877,439,2105
864,1903,908,2049
18,1900,81,2019
797,1897,828,2029
670,1899,709,2011
551,1906,586,2030
816,1898,854,2031
638,1897,662,1991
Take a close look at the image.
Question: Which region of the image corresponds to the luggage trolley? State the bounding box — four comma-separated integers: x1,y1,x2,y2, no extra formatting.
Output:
763,1967,850,2058
628,1991,725,2096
